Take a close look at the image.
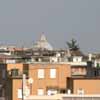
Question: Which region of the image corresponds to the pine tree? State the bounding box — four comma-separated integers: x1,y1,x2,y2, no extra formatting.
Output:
66,39,79,51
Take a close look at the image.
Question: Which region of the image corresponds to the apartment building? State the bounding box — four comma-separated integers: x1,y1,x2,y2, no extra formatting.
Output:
7,63,71,100
29,63,71,95
0,63,29,100
5,61,100,100
0,34,100,100
67,77,100,95
0,56,98,100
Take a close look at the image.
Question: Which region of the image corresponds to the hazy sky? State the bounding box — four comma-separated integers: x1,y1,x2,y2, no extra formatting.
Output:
0,0,100,53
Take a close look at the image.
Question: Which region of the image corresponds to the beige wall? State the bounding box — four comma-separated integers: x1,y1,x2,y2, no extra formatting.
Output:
29,64,71,95
12,79,22,100
73,79,100,94
7,63,29,76
8,63,71,100
7,63,24,72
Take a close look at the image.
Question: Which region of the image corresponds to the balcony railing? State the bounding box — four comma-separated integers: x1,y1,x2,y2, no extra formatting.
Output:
63,94,100,100
7,69,28,78
25,94,100,100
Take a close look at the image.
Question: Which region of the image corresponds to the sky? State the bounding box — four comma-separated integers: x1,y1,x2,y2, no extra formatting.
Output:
0,0,100,53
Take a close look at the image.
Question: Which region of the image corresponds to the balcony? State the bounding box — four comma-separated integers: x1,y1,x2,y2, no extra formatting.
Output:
71,72,87,76
7,69,28,78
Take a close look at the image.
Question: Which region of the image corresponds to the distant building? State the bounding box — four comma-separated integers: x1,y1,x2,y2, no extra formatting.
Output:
33,33,53,50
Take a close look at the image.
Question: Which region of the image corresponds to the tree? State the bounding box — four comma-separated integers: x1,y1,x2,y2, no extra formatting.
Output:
66,38,79,51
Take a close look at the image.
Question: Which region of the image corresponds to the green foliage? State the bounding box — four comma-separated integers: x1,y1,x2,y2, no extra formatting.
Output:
66,38,79,51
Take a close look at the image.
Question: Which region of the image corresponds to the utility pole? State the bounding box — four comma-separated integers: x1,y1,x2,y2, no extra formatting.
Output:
22,74,26,100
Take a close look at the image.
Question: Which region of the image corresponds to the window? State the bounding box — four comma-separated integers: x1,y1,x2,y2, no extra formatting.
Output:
37,89,44,95
50,69,56,78
18,89,22,98
38,69,44,79
98,70,100,76
18,87,30,98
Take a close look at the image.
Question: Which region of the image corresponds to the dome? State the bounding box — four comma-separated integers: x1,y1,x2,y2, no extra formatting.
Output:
33,34,53,50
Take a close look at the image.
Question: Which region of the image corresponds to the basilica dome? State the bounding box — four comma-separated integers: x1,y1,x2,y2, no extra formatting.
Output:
33,34,53,50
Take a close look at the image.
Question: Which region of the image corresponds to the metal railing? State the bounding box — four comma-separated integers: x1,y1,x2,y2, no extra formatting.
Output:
25,94,100,100
63,95,100,100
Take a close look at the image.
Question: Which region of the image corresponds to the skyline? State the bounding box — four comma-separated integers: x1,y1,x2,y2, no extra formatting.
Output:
0,0,100,53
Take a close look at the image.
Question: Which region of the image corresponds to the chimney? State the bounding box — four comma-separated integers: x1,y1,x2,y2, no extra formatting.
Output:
89,53,92,61
67,49,71,57
87,53,93,67
94,60,97,67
